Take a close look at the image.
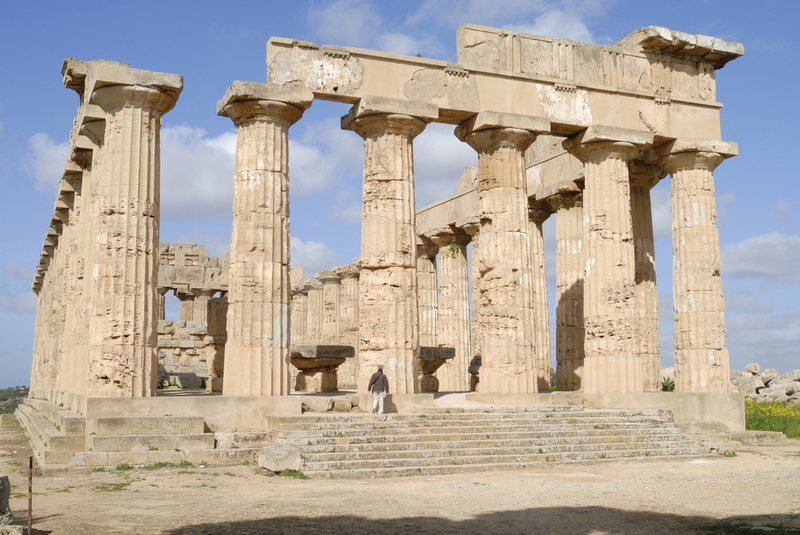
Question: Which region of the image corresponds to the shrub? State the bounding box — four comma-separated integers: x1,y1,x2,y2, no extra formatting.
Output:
745,400,800,439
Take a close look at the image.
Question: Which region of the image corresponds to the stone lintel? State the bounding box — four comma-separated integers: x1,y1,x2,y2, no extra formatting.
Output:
419,346,455,361
616,26,744,70
216,80,314,116
457,111,550,137
424,225,470,247
647,138,738,160
534,179,582,202
333,263,360,279
341,95,438,128
89,61,183,99
290,345,355,361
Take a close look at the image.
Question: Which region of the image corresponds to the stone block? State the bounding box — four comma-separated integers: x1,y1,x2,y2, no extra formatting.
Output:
333,398,352,412
743,363,761,374
0,475,11,526
760,368,778,385
735,373,764,396
258,443,302,472
301,397,334,413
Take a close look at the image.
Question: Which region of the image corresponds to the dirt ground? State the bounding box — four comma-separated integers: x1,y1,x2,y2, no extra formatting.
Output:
1,413,799,535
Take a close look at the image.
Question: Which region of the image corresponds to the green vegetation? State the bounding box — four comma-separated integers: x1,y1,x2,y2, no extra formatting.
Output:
277,469,309,479
661,376,675,392
94,481,133,492
745,400,800,438
0,386,29,414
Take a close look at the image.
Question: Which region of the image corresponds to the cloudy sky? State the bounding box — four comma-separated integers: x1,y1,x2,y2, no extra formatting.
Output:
1,0,798,387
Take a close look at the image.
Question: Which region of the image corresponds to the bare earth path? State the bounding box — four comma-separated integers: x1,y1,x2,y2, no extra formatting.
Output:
2,414,799,534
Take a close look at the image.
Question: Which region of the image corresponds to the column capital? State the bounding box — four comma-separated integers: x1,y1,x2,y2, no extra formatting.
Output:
333,263,361,280
628,161,667,189
92,84,179,116
648,138,737,174
456,215,481,237
455,111,547,154
291,283,309,297
415,237,438,259
564,125,653,163
426,226,471,248
217,81,313,127
528,199,554,224
545,191,583,212
317,270,340,285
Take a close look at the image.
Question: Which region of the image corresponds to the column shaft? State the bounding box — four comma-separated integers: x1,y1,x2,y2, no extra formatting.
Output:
218,83,311,396
416,241,438,348
529,202,553,392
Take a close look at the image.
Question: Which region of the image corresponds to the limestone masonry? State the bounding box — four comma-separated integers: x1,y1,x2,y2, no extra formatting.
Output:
21,24,746,470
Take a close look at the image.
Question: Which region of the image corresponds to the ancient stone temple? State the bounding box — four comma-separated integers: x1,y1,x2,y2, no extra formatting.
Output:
21,25,746,470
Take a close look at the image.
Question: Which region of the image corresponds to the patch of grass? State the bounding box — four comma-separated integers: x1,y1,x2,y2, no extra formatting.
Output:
241,460,250,466
745,400,800,438
701,521,800,534
10,493,27,499
92,467,105,472
94,480,133,492
141,461,194,470
277,469,309,479
115,463,134,471
177,470,198,475
255,469,275,477
54,486,75,493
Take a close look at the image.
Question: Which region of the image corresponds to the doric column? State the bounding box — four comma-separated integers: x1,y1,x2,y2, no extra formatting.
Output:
305,278,324,343
528,200,553,392
342,97,436,394
652,138,737,392
628,162,664,392
318,270,341,343
176,289,195,321
429,228,471,392
455,112,549,393
157,288,168,321
333,264,360,387
546,191,585,391
416,238,438,348
289,283,309,346
459,216,481,368
217,81,312,396
564,126,653,393
87,80,180,397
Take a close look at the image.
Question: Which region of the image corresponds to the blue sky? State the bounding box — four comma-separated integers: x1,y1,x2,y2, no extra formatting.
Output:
1,0,798,388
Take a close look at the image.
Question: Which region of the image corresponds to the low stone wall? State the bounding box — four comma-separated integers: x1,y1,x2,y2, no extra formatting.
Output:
732,363,800,404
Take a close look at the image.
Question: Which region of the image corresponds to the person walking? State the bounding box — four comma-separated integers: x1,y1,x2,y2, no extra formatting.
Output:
368,365,389,414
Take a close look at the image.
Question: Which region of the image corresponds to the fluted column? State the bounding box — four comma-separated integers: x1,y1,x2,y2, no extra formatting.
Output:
87,82,180,397
305,278,324,343
456,113,548,393
416,239,438,348
217,81,312,396
333,264,360,387
319,270,341,342
176,289,195,321
629,162,664,392
564,126,653,393
343,98,435,394
547,192,585,391
528,201,553,392
653,139,736,392
460,217,481,367
289,283,309,346
429,229,471,392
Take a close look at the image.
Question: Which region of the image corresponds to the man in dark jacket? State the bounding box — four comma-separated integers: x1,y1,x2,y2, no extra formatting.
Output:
368,365,389,414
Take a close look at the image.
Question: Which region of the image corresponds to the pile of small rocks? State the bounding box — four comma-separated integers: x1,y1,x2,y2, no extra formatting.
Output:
732,363,800,404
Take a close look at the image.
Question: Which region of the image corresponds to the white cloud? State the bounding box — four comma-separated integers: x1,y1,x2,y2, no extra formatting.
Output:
770,200,791,221
290,236,340,275
414,123,476,207
160,125,236,220
511,10,594,42
376,32,424,56
290,117,363,198
307,0,383,47
24,133,69,193
0,262,37,314
650,186,671,241
722,233,800,283
329,189,362,223
727,310,800,373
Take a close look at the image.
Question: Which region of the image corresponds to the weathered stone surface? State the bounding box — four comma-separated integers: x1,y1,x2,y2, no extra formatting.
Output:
744,363,761,375
258,443,302,472
300,397,334,413
760,368,778,386
0,475,12,526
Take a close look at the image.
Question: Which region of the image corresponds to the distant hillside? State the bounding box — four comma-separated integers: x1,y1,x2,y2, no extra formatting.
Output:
0,385,29,414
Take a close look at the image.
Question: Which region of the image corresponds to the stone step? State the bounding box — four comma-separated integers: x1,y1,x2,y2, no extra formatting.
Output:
60,447,258,470
15,403,84,451
300,439,701,463
300,445,707,473
91,416,206,436
301,452,708,479
23,398,86,434
88,433,216,452
279,422,682,441
301,432,696,454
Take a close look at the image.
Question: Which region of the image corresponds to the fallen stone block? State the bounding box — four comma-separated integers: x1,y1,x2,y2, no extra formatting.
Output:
259,443,302,472
0,475,12,526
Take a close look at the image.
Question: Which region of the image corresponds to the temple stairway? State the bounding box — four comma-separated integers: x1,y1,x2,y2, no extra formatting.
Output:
272,405,710,479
